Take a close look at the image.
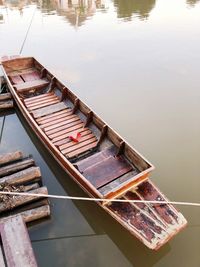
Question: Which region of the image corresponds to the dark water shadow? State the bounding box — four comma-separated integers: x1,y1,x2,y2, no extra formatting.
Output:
186,0,200,7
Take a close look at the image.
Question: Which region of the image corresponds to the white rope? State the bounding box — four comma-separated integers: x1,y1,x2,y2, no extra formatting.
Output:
0,190,200,207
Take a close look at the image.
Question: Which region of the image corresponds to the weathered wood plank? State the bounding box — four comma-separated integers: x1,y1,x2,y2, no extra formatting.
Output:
108,199,159,243
14,79,49,93
76,146,117,172
21,71,40,82
51,124,84,142
54,128,91,147
32,102,67,118
62,137,97,155
21,205,50,223
0,151,23,166
83,156,132,188
0,215,38,267
0,93,12,101
40,112,74,128
36,109,72,124
47,122,84,139
66,141,98,159
99,170,139,196
0,100,13,109
25,95,59,108
28,99,60,111
24,92,53,103
0,205,50,224
137,181,179,224
9,74,24,84
46,120,82,136
0,158,35,177
44,115,79,132
0,186,48,212
60,133,95,150
0,166,41,186
8,67,35,76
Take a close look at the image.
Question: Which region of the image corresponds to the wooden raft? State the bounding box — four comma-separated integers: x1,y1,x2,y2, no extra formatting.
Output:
0,215,38,267
0,93,13,110
0,151,50,223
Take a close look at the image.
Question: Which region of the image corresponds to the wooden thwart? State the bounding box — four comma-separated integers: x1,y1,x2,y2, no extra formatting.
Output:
21,71,40,82
14,79,49,93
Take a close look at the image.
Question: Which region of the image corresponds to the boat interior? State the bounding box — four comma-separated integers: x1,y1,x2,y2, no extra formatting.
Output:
2,57,154,199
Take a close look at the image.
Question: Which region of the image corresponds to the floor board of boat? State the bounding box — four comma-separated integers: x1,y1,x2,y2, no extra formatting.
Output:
47,122,84,138
36,109,72,124
82,155,133,189
76,145,117,173
26,95,59,107
31,102,67,118
28,99,60,111
53,128,91,146
21,71,40,82
40,113,74,128
66,141,98,159
62,137,97,154
44,115,79,132
24,92,54,103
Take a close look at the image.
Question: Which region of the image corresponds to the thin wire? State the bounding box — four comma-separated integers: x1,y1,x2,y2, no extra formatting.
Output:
19,6,37,55
0,190,200,207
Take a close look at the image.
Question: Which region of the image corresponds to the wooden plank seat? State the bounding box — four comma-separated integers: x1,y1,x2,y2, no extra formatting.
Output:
76,147,133,189
9,70,40,85
14,79,49,93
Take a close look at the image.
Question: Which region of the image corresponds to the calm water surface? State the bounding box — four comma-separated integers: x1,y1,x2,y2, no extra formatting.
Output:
0,0,200,266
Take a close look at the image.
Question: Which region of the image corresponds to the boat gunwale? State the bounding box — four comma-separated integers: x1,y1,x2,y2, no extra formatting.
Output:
1,57,155,199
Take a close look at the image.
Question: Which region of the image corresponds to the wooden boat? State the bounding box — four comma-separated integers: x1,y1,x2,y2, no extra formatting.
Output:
1,57,187,250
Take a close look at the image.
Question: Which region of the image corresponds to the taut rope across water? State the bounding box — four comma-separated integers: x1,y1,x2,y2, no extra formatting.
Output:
0,190,199,207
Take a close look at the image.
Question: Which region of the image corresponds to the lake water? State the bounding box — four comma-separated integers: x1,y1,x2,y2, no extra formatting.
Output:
0,0,200,266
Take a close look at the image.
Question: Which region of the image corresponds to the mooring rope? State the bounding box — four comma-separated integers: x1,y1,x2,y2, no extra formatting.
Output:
0,190,199,207
19,6,37,55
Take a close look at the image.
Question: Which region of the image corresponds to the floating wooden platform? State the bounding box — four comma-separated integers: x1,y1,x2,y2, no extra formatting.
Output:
0,151,50,223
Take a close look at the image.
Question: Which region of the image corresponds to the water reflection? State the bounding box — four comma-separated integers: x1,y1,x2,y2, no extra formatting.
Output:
187,0,200,7
38,0,106,27
113,0,156,20
0,13,4,23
